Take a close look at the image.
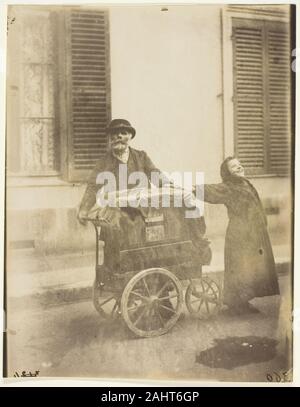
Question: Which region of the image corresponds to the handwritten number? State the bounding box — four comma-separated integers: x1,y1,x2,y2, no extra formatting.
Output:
14,370,40,378
266,370,292,382
273,372,282,382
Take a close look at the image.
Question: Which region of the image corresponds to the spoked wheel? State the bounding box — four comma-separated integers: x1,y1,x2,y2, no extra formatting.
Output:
121,268,184,338
185,276,221,319
92,279,121,319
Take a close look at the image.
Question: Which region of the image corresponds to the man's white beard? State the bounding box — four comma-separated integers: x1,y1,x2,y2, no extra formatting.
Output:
111,139,128,150
112,144,127,152
112,145,130,163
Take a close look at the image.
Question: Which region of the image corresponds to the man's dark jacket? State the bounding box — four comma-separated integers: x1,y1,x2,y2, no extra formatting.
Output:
79,146,209,268
79,147,164,212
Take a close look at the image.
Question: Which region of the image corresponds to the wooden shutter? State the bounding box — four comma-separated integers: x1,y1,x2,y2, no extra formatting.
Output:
66,8,111,181
232,18,291,176
233,20,265,175
267,22,291,175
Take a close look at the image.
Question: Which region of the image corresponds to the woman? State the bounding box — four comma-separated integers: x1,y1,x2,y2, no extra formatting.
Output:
198,157,280,314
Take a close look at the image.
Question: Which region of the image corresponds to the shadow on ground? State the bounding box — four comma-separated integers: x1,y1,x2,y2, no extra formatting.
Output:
196,336,278,370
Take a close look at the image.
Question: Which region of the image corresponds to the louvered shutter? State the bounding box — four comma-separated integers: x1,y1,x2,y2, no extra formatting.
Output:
66,8,111,181
232,18,291,176
267,22,291,175
233,20,265,174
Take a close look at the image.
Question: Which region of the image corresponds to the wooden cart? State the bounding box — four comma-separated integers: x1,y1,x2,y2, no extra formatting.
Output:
86,193,221,337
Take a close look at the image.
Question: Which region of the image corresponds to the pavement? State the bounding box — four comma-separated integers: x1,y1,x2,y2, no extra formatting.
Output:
5,273,292,381
5,237,293,381
6,237,292,309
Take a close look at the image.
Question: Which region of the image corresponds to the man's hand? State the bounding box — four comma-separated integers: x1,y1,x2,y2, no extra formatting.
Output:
77,209,88,226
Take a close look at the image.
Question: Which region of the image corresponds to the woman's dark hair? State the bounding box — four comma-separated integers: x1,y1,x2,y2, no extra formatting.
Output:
220,156,237,182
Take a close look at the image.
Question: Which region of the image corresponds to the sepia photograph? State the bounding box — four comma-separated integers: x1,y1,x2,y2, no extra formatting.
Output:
3,2,295,383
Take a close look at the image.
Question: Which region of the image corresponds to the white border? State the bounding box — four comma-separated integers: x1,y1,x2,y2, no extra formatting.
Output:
0,0,299,388
0,2,7,389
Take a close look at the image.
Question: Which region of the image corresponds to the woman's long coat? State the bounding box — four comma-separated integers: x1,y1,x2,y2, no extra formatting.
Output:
203,178,280,306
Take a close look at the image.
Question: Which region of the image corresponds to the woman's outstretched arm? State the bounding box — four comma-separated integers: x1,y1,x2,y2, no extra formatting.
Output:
193,183,230,205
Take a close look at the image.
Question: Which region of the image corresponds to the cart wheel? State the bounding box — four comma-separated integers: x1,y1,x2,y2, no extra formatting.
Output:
185,277,221,319
92,279,121,319
121,268,184,338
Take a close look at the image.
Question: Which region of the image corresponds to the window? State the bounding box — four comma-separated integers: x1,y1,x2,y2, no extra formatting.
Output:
6,6,111,181
7,7,60,175
232,18,291,175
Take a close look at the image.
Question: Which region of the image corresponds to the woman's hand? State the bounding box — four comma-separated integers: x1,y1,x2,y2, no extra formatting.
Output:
77,209,89,226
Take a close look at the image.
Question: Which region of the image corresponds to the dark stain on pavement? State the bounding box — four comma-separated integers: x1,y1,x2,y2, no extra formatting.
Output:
196,336,278,370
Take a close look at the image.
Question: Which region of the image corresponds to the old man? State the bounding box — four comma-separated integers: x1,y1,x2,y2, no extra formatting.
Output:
77,118,208,276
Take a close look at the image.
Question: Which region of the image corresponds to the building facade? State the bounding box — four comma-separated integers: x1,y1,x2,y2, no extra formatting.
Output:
6,4,293,256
